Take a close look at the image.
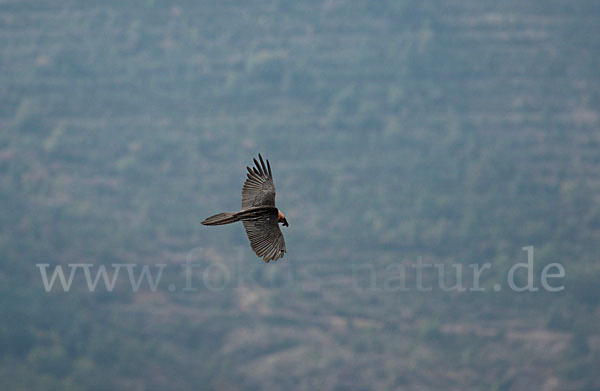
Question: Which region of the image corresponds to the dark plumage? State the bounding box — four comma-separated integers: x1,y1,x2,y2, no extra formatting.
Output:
202,154,288,262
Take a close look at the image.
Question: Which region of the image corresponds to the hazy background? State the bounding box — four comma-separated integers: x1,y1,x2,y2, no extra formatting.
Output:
2,0,599,390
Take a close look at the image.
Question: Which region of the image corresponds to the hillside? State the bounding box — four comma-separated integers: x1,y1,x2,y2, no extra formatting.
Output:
1,0,599,390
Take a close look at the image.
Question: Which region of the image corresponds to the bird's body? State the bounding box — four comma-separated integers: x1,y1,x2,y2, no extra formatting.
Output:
202,154,288,262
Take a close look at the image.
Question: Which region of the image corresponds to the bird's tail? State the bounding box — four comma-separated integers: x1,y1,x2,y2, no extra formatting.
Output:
201,212,240,226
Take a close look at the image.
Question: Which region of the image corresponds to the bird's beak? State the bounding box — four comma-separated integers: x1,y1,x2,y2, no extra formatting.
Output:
281,218,289,227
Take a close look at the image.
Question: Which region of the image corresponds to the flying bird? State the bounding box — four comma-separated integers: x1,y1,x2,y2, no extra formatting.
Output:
202,154,288,262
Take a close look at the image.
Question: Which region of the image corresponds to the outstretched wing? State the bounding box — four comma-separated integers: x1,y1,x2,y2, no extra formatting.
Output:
242,154,276,209
242,209,286,262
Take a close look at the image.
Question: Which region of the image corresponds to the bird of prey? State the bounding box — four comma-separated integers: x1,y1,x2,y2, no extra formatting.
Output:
202,154,288,262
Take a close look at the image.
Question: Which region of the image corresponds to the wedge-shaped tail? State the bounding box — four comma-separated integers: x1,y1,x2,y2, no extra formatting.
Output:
201,212,240,226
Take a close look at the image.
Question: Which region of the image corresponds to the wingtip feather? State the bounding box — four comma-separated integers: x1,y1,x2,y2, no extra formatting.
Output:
258,154,267,177
253,158,263,176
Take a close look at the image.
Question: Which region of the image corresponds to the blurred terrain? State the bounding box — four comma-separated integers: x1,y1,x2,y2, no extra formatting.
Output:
1,0,599,390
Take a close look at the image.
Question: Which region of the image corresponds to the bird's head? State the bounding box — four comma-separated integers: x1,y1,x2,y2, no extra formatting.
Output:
277,210,289,227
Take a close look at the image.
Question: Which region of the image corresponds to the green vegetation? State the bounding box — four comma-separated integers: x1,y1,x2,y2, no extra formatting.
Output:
1,0,599,389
